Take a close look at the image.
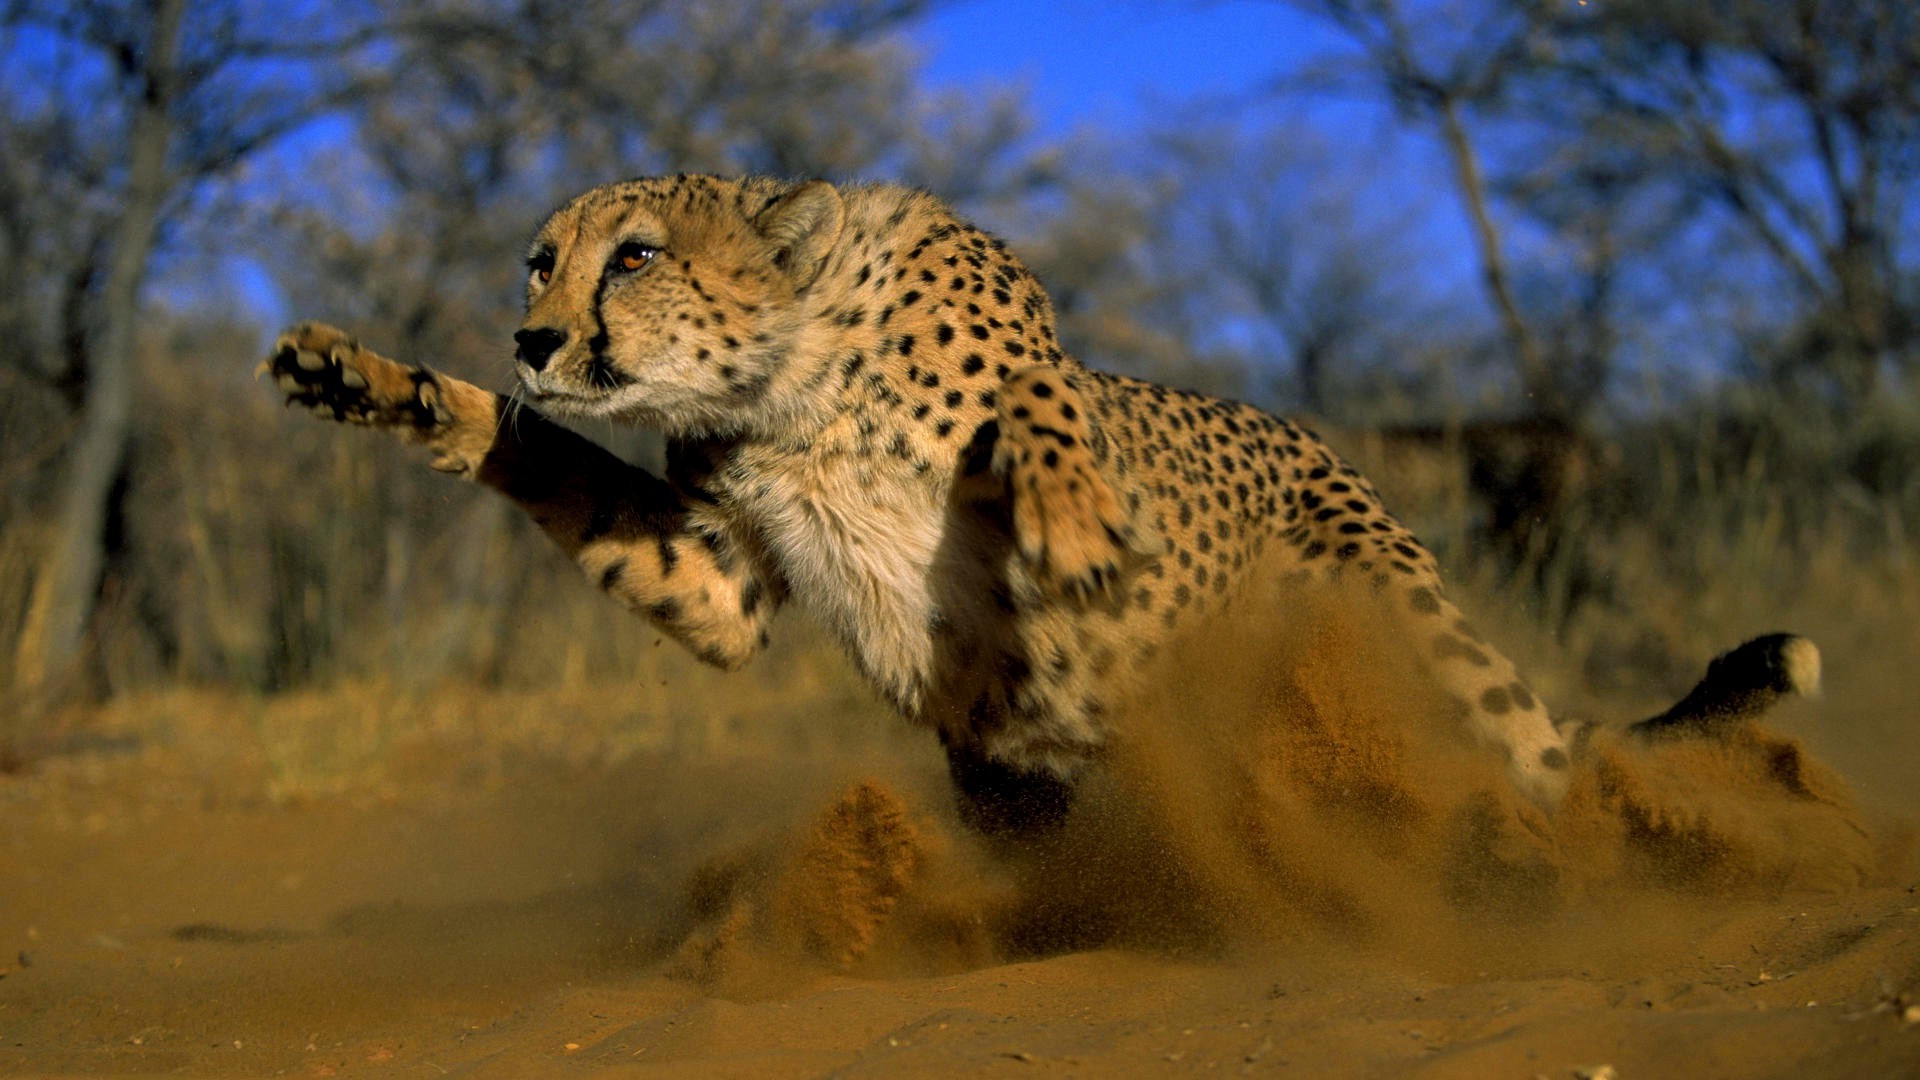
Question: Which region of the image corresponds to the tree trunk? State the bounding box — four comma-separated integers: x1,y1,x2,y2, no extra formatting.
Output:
11,0,184,700
1437,95,1557,419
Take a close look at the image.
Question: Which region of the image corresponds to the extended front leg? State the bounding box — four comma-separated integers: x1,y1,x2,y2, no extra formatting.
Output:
263,321,780,668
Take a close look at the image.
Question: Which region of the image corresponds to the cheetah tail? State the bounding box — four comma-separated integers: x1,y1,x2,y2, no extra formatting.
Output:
1626,633,1822,741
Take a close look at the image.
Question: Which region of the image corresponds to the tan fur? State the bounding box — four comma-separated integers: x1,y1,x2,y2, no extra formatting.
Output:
263,174,1810,831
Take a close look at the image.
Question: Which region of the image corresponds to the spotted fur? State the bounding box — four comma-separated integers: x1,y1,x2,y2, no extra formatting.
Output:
264,174,1816,835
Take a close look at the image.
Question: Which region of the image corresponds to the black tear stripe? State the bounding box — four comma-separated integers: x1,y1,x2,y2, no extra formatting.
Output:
585,267,615,380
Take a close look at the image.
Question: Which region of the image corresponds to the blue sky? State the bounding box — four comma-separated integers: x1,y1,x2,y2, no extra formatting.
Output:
910,0,1482,307
913,0,1342,135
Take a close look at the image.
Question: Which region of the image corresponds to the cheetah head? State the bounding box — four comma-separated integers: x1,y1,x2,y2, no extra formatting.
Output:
513,175,844,436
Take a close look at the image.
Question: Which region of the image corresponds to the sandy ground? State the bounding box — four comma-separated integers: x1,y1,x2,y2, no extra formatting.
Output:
5,585,1920,1078
3,741,1918,1079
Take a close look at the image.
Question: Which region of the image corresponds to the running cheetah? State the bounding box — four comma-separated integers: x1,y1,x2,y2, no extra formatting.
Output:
262,175,1818,836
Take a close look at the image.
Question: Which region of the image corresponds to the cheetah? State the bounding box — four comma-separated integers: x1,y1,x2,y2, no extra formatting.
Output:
262,175,1819,838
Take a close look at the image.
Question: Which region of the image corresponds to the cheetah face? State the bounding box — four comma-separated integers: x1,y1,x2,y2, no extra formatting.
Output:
513,177,844,436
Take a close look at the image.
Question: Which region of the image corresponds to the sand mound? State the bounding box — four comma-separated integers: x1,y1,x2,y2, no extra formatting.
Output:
671,778,1012,992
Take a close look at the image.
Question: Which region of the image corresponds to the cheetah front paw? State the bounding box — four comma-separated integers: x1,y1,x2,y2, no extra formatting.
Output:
258,321,448,431
994,368,1162,601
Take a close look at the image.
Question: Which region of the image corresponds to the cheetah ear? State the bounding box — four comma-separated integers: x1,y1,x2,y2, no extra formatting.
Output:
754,180,844,289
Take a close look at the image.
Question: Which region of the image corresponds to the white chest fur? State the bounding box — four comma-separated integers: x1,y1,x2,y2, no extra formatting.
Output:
726,446,945,712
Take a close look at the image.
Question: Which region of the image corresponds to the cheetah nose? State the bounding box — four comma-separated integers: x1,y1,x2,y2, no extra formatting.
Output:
514,327,568,372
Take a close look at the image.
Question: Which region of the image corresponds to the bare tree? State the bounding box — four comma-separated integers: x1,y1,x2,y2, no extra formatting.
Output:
8,0,187,699
1286,0,1563,417
1520,0,1920,403
2,0,376,701
1149,127,1413,417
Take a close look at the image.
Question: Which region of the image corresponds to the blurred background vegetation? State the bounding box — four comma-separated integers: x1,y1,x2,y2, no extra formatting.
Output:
1,0,1916,776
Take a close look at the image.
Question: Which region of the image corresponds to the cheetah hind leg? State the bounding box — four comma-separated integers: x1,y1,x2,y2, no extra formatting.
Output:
1627,633,1821,741
1402,588,1574,808
992,366,1162,601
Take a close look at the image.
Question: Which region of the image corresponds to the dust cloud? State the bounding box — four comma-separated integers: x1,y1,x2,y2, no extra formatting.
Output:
662,569,1908,990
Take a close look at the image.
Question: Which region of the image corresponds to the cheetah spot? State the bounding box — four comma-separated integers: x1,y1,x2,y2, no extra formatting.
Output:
1408,586,1441,616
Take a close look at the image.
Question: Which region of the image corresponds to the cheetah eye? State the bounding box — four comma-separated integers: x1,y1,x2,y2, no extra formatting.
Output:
527,252,554,286
613,242,657,274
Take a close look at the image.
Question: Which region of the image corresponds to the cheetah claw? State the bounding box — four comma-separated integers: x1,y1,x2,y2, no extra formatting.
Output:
260,321,443,431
